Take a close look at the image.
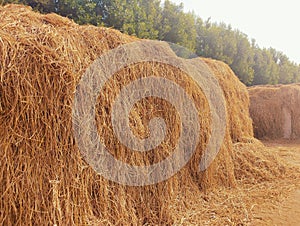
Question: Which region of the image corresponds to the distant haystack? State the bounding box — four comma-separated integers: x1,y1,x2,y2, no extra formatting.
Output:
248,84,300,139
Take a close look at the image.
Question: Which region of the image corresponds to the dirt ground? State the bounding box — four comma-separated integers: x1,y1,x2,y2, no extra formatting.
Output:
252,140,300,226
171,140,300,225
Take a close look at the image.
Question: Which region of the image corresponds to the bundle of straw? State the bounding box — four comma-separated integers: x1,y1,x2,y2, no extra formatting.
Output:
0,4,273,225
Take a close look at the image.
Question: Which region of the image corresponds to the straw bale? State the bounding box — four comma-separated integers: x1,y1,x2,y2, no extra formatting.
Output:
248,84,300,140
201,58,254,142
0,4,279,225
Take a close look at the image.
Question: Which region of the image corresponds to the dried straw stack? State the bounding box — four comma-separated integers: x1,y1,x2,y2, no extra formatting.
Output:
248,84,300,140
201,58,253,142
0,4,270,225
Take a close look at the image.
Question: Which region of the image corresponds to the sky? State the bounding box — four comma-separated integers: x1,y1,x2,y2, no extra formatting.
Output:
171,0,300,64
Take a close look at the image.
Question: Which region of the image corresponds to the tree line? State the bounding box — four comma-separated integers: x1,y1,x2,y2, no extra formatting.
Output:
3,0,300,86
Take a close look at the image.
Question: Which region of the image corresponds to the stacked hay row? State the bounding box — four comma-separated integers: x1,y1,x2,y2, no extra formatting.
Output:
0,4,283,225
248,84,300,140
201,58,253,142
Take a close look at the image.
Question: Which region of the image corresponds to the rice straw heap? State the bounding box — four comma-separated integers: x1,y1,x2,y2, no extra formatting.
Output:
248,84,300,140
0,4,285,225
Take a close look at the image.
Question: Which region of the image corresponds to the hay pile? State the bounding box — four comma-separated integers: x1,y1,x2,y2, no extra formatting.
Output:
233,138,287,183
201,58,253,142
0,4,286,225
248,84,300,140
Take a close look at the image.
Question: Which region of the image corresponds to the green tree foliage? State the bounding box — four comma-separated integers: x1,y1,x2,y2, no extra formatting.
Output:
277,54,300,84
252,48,279,85
133,0,161,39
231,31,255,85
159,0,196,50
196,21,254,85
2,0,300,85
2,0,102,25
100,0,130,31
100,0,161,39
